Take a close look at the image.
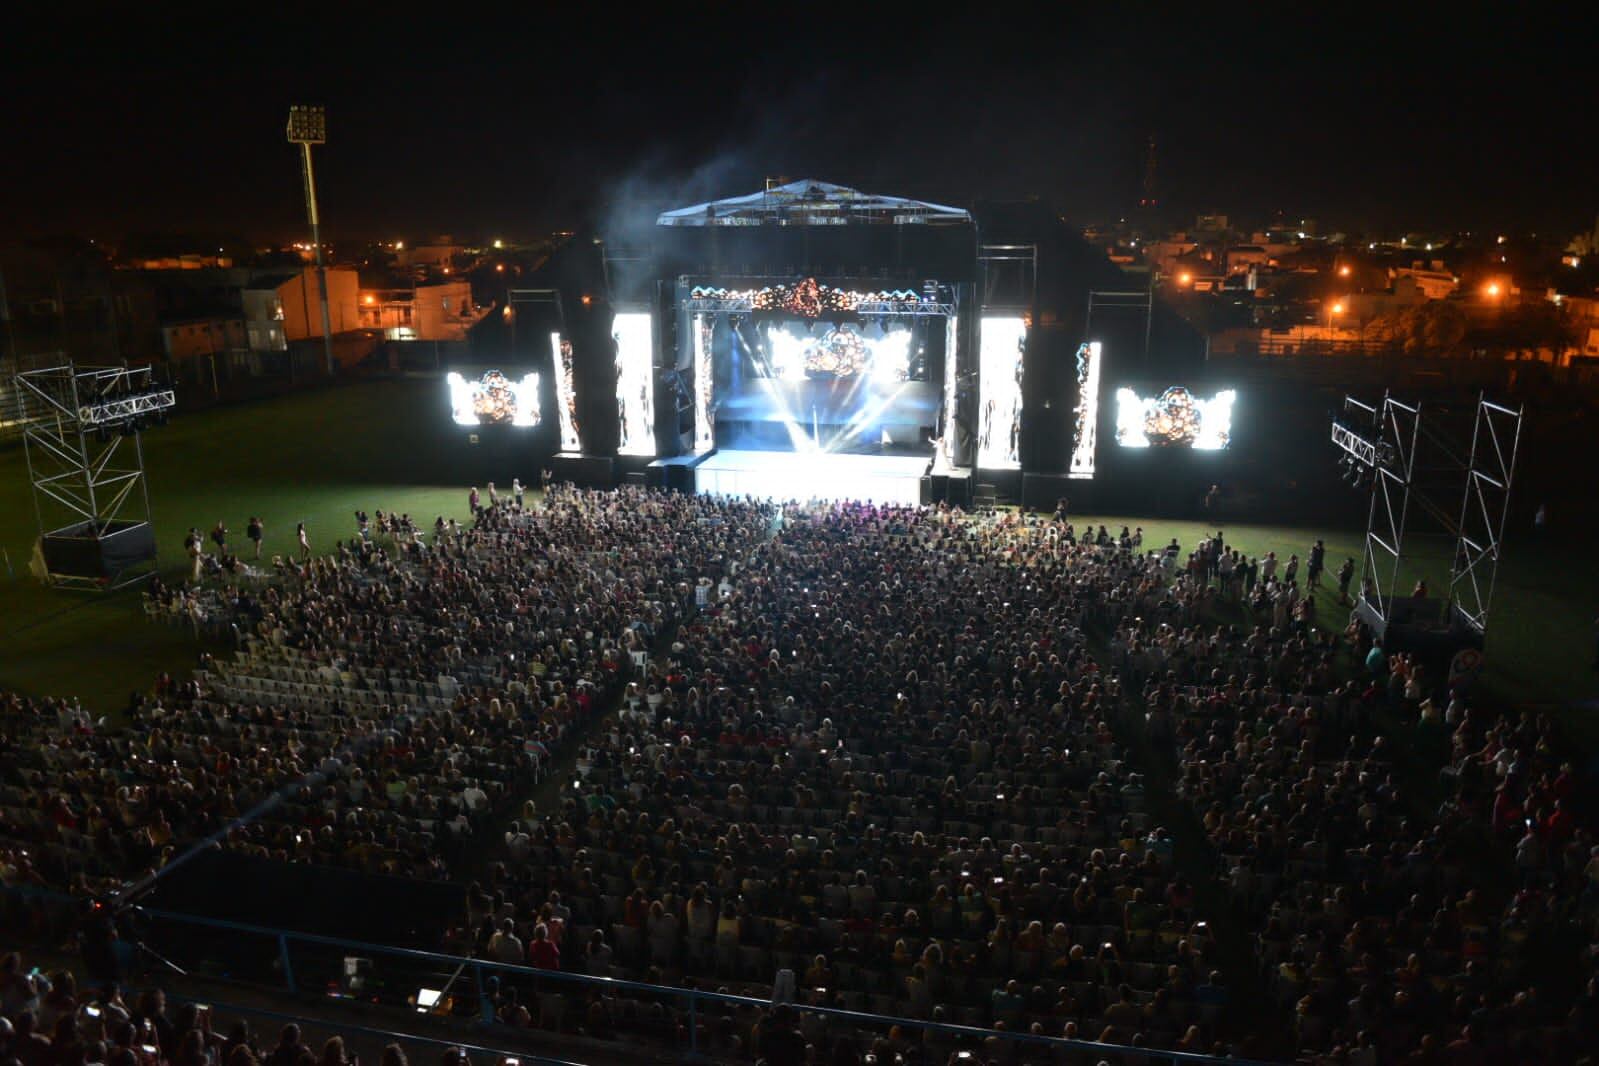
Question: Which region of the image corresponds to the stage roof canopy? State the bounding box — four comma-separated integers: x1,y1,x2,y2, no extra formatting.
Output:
657,180,971,228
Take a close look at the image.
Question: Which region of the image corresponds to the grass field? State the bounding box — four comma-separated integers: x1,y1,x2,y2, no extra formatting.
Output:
2,377,1595,731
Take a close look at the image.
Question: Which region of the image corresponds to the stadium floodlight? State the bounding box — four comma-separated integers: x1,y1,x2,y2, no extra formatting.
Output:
285,105,326,144
286,105,336,378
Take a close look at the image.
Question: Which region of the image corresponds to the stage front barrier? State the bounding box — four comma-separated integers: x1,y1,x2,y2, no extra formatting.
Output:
694,450,930,506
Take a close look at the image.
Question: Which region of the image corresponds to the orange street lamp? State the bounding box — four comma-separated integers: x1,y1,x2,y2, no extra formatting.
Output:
1338,264,1351,278
1177,271,1192,286
1485,281,1501,298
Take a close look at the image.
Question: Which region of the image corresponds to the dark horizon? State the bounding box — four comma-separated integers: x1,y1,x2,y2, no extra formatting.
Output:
1,9,1592,245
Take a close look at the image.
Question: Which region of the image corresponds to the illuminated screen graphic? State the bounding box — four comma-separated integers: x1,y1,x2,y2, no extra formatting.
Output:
1115,387,1236,449
941,315,959,463
447,370,540,427
613,312,656,456
551,332,580,451
1068,341,1102,479
977,315,1026,468
693,313,715,452
762,322,914,382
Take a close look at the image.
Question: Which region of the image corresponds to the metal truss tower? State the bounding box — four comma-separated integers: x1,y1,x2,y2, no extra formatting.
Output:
1331,391,1522,640
1449,397,1524,635
13,362,175,589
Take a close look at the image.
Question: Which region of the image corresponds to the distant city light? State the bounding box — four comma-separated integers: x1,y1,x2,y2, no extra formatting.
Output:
363,294,376,305
493,239,504,249
1338,265,1351,277
1297,231,1306,239
1485,282,1501,297
395,241,404,250
1497,235,1507,244
582,294,594,306
1368,243,1376,250
495,264,505,272
1177,271,1192,286
1331,302,1345,314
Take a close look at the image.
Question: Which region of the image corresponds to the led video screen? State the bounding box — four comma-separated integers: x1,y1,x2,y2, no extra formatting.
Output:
941,314,959,464
446,369,540,427
978,315,1026,469
713,317,940,449
1114,386,1236,449
551,332,581,451
693,313,715,452
1068,341,1102,479
613,311,656,457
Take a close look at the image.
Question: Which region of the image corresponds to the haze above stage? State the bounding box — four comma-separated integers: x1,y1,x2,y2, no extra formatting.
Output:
694,449,930,506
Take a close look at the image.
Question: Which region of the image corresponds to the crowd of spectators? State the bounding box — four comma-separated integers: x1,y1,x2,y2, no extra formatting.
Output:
6,490,1599,1065
0,950,513,1066
1120,533,1599,1063
0,487,773,898
473,504,1248,1060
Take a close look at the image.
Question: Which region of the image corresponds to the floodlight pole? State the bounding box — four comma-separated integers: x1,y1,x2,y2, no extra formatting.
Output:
287,106,336,378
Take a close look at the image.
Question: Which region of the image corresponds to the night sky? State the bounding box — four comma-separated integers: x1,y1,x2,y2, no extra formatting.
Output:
1,9,1590,243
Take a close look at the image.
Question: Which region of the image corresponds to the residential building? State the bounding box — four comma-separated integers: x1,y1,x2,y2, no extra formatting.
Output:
243,267,360,350
357,278,487,341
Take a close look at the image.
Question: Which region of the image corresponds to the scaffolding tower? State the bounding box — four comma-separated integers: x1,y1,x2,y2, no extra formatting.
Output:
1331,391,1522,642
13,362,175,589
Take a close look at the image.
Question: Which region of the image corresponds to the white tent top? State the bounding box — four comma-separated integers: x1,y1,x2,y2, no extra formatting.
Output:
656,179,971,227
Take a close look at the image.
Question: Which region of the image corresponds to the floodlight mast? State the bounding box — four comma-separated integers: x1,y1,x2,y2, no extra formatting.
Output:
286,106,336,378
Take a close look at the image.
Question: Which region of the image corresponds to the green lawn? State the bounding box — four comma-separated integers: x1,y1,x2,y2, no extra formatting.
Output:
2,379,1595,730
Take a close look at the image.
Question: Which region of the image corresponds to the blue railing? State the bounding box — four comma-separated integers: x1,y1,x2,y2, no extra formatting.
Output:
0,885,1279,1063
121,905,1281,1065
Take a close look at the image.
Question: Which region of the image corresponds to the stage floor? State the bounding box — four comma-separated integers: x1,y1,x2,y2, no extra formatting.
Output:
694,449,930,505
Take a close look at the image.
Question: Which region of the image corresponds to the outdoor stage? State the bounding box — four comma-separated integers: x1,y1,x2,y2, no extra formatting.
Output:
693,449,930,505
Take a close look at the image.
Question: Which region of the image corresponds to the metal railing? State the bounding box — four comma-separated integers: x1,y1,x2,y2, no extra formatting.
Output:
109,904,1277,1065
1,884,1278,1064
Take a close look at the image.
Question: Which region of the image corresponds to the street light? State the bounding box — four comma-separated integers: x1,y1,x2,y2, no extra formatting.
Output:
287,105,336,378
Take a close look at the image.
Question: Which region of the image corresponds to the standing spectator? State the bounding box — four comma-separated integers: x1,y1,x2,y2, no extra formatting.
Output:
210,522,228,556
468,487,481,515
246,516,264,560
1308,539,1325,588
264,1025,303,1066
184,528,203,582
527,923,560,970
486,482,498,510
511,478,524,509
296,523,311,561
1337,557,1355,604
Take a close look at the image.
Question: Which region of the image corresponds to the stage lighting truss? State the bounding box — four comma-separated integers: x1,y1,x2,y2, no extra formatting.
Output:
17,364,175,430
687,279,954,319
1330,420,1378,468
78,388,177,427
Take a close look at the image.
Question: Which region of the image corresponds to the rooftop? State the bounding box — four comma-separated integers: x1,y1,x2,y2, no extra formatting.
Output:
656,179,971,228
